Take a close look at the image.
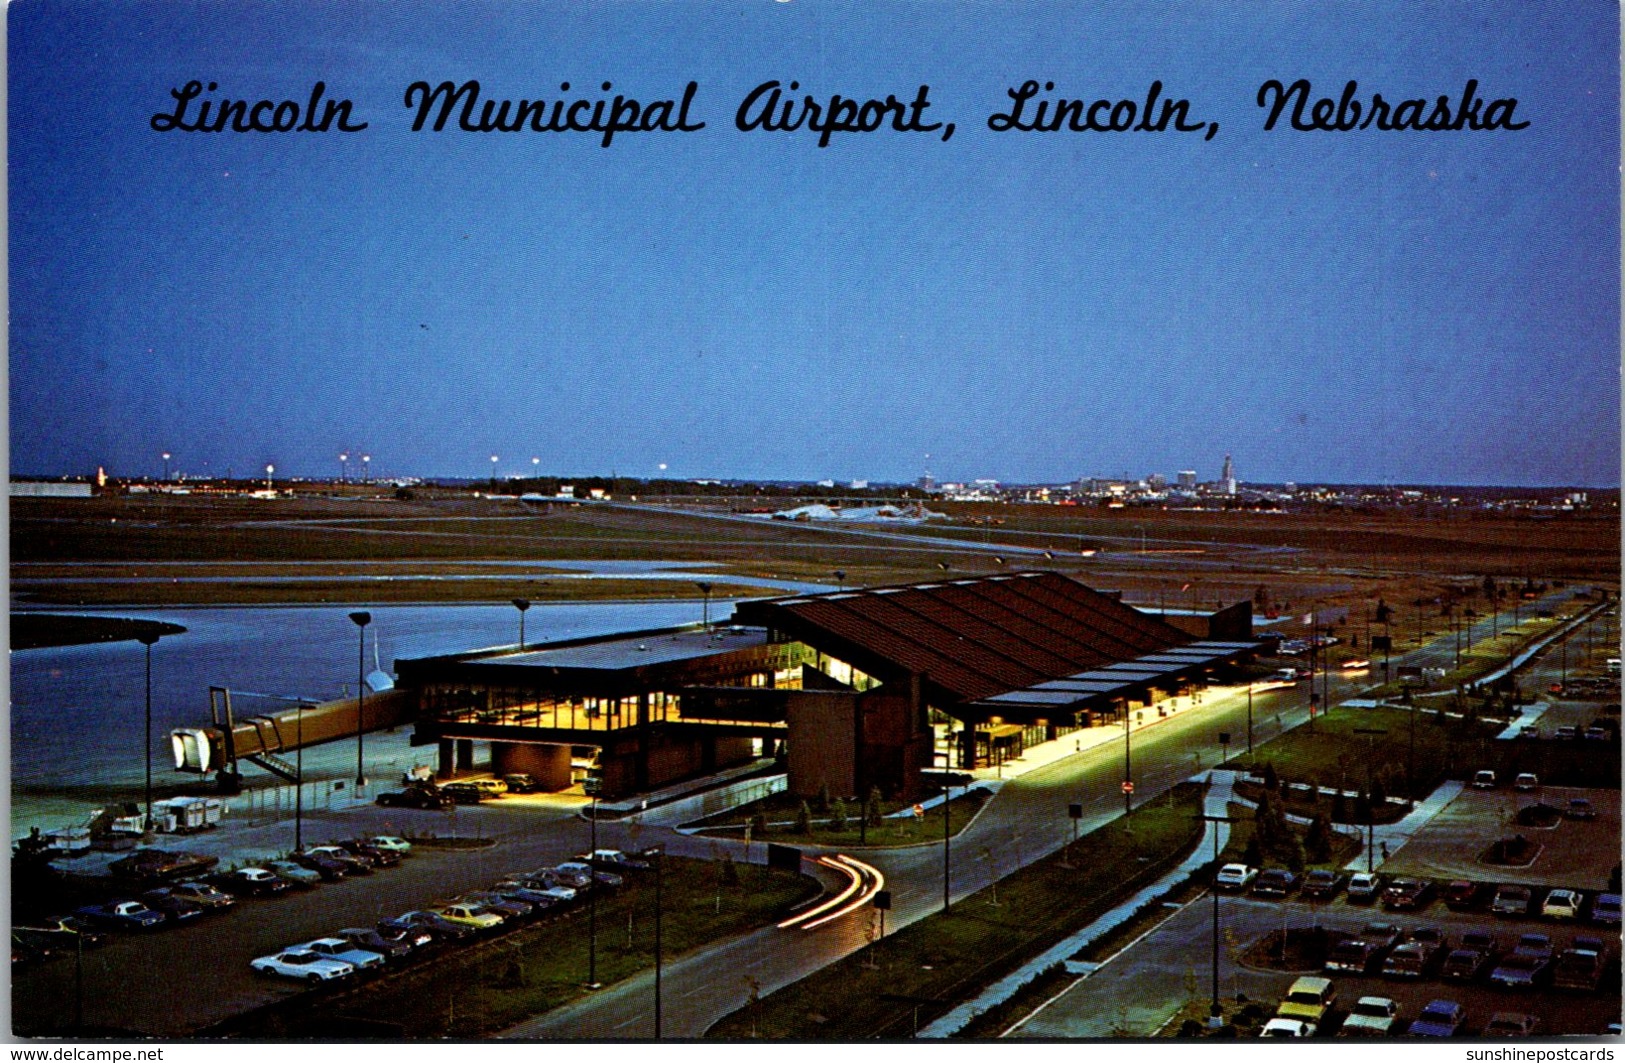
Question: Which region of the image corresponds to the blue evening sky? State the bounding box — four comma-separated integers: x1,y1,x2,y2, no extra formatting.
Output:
9,0,1619,486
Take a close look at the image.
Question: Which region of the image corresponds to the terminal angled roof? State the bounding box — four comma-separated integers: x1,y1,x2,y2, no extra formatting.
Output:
731,571,1202,705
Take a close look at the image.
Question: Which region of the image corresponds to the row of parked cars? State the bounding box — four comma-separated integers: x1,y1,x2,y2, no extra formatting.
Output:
248,848,653,983
1214,863,1621,925
11,838,416,965
1321,921,1612,991
1262,976,1555,1038
375,773,544,809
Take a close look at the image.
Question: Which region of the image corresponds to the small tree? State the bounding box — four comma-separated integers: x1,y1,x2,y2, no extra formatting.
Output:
866,787,884,827
1241,832,1263,868
1304,812,1334,863
1260,761,1279,791
794,800,812,835
1285,835,1306,874
831,798,848,832
816,783,831,816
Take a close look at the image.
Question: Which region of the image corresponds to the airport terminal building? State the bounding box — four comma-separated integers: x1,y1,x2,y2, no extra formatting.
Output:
395,571,1261,800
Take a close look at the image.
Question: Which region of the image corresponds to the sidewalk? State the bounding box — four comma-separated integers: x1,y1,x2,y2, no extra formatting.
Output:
917,769,1240,1039
1339,780,1465,873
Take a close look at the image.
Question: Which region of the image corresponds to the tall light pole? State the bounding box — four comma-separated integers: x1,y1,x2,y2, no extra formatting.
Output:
513,598,531,648
295,701,308,850
350,611,371,789
943,779,954,912
1246,683,1254,756
490,454,499,489
585,775,601,990
1203,814,1237,1026
696,582,713,631
1354,727,1387,873
137,631,162,830
1123,706,1135,814
161,452,171,482
339,452,349,483
361,454,370,483
265,463,275,492
653,846,665,1038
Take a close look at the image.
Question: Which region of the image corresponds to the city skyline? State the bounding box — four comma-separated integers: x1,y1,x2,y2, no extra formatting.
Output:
9,1,1620,489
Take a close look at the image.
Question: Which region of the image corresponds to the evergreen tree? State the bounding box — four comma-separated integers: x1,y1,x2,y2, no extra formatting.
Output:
1261,761,1279,790
1286,834,1307,874
816,783,831,816
866,787,884,827
831,797,848,832
1304,812,1334,863
794,800,812,835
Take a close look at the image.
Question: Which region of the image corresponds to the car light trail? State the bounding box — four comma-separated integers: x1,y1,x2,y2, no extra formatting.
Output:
777,854,885,930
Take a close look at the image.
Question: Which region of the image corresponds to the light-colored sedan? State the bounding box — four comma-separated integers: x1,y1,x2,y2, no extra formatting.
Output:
1214,863,1257,891
434,903,504,930
250,949,356,982
1260,1017,1315,1038
1339,996,1400,1036
300,937,386,970
369,835,413,854
1541,888,1583,920
266,860,323,887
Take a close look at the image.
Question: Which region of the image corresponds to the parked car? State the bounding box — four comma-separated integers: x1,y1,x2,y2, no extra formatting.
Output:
1443,880,1483,911
367,835,413,854
1551,936,1607,991
1383,878,1435,911
1251,868,1300,899
13,917,111,951
1554,726,1579,741
300,937,386,971
211,867,293,897
1542,888,1584,919
457,891,534,921
501,773,538,793
467,778,509,797
250,949,355,982
1489,935,1554,988
167,881,237,911
1491,884,1533,917
441,782,491,804
557,861,622,889
264,861,322,888
1339,996,1400,1036
333,927,417,961
1301,870,1344,900
1590,893,1622,926
1213,863,1257,891
342,843,401,869
1483,1012,1540,1037
534,865,594,891
1565,798,1597,820
138,889,207,924
108,849,219,882
491,881,563,910
1275,976,1337,1028
376,787,452,810
1260,1017,1315,1038
1325,937,1383,975
1583,726,1609,742
1382,939,1442,979
381,910,476,942
1472,770,1497,789
433,903,504,931
1441,946,1493,981
1408,999,1466,1037
307,845,381,871
1358,923,1403,950
582,848,653,871
1346,872,1383,904
288,852,352,880
1513,773,1539,791
74,900,165,931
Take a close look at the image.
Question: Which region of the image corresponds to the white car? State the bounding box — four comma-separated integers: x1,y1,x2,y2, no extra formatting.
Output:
1214,863,1257,891
250,948,356,982
557,860,622,888
1542,888,1583,920
368,835,412,854
1339,996,1400,1036
1514,773,1539,791
301,937,386,970
1260,1017,1315,1038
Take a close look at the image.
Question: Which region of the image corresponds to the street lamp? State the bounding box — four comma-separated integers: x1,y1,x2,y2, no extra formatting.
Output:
1246,682,1254,756
265,464,275,492
161,452,171,482
943,778,955,912
653,845,665,1038
350,611,371,788
1203,814,1238,1026
339,452,348,483
1353,727,1388,873
490,454,499,488
513,598,531,648
1123,706,1136,815
584,775,602,990
295,701,309,850
137,631,162,830
361,454,370,483
696,582,713,631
